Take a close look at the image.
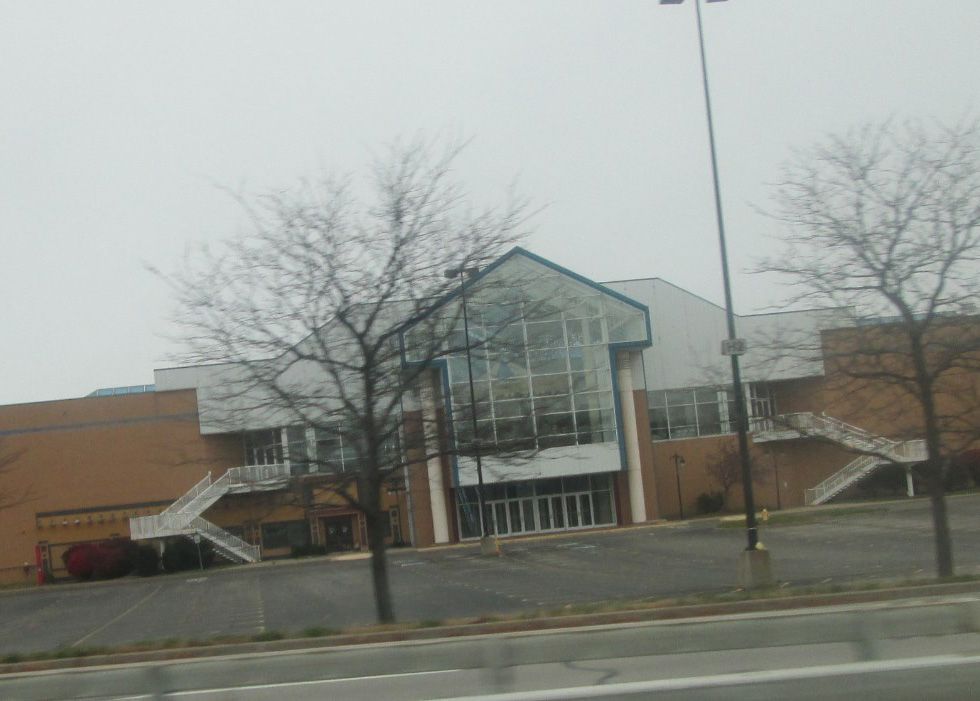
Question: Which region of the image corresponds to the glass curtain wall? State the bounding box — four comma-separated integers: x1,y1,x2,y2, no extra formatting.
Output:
244,425,397,476
456,474,616,538
648,388,735,441
649,383,775,441
446,291,626,456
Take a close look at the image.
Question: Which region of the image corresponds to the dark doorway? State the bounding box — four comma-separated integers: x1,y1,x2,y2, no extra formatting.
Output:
321,515,355,552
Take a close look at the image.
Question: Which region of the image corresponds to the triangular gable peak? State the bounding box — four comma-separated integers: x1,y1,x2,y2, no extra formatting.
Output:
401,248,651,363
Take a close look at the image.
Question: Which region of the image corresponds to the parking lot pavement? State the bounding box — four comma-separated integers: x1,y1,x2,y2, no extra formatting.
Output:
3,493,980,655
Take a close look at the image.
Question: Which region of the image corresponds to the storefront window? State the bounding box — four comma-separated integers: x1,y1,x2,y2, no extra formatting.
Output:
260,520,310,550
455,473,617,539
648,386,737,441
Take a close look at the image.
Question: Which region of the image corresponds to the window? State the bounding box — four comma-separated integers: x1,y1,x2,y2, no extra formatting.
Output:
244,430,283,466
260,521,310,550
648,387,736,441
446,292,623,454
244,423,401,475
286,426,311,475
310,424,399,474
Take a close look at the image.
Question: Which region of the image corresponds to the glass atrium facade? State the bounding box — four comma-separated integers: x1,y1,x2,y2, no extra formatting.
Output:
405,254,649,538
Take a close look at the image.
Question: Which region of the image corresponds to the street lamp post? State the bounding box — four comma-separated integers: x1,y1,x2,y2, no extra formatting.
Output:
672,454,686,520
192,533,203,571
444,266,495,555
661,0,771,586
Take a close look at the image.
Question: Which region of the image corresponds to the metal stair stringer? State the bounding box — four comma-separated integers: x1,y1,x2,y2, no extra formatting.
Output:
129,463,291,563
754,412,927,506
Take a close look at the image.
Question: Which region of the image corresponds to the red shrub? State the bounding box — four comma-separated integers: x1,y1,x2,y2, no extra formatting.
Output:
63,543,100,580
62,539,138,581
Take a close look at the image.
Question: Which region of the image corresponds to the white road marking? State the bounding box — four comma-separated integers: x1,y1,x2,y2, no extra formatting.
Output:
160,668,463,697
72,585,163,647
440,655,980,700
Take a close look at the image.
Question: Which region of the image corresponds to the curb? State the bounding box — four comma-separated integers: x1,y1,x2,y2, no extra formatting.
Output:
3,578,979,676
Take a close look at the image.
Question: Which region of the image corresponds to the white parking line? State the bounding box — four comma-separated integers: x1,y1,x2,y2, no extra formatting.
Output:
73,584,163,647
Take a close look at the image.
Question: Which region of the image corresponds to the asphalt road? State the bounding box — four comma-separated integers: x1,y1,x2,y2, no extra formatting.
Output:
3,595,980,700
3,493,980,655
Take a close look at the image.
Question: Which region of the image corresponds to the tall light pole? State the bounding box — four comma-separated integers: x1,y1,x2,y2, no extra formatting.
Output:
444,266,494,555
660,1,765,572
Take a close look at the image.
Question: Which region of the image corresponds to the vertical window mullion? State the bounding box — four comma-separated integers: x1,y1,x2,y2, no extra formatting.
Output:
520,304,539,448
562,310,579,440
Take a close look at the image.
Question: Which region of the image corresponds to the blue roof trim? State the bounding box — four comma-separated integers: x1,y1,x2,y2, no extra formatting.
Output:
398,246,653,357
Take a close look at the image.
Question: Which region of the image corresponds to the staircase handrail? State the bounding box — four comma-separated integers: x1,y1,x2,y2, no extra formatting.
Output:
805,453,882,505
129,514,157,540
161,472,212,515
226,462,291,485
175,470,235,516
890,439,928,462
128,513,260,561
171,464,291,521
758,412,898,450
187,516,261,561
812,413,899,451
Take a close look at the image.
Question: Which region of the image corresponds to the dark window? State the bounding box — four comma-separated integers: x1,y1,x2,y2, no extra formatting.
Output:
261,521,309,550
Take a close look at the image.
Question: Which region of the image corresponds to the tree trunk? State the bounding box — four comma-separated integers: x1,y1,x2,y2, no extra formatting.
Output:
366,509,395,623
927,470,954,577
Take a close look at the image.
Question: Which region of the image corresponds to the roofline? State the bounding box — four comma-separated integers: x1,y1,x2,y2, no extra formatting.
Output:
399,246,652,335
601,276,846,319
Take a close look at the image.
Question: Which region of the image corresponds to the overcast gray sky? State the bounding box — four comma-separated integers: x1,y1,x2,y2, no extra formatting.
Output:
2,1,978,406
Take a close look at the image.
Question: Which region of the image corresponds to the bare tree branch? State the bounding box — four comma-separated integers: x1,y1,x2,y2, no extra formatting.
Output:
755,118,980,578
159,138,531,623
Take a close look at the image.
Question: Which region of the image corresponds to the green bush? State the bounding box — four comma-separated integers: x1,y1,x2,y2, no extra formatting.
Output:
134,544,161,576
162,536,214,572
697,491,724,514
290,544,328,558
251,630,284,642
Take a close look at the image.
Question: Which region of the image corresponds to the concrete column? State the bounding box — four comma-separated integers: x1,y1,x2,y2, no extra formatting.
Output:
420,382,450,544
618,352,647,524
906,467,915,498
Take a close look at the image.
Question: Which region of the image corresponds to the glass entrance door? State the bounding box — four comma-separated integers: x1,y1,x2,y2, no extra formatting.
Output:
457,474,616,539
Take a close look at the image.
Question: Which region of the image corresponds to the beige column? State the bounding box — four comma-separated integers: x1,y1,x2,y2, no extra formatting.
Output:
419,382,450,544
618,352,647,523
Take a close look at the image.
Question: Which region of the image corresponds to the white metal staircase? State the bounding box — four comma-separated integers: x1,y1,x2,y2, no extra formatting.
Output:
129,463,291,563
753,413,927,506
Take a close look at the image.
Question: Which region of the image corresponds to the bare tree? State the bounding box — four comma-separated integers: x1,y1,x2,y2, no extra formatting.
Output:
707,441,767,509
0,439,30,511
161,139,529,622
706,442,741,506
758,119,980,577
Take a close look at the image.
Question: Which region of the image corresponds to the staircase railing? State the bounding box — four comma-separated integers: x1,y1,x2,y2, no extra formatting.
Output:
128,462,290,564
754,412,928,506
129,512,260,562
187,516,261,562
176,471,233,519
160,472,212,516
805,454,882,505
226,462,291,484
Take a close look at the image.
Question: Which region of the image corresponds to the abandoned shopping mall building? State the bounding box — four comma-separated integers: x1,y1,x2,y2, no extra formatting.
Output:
1,247,971,584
